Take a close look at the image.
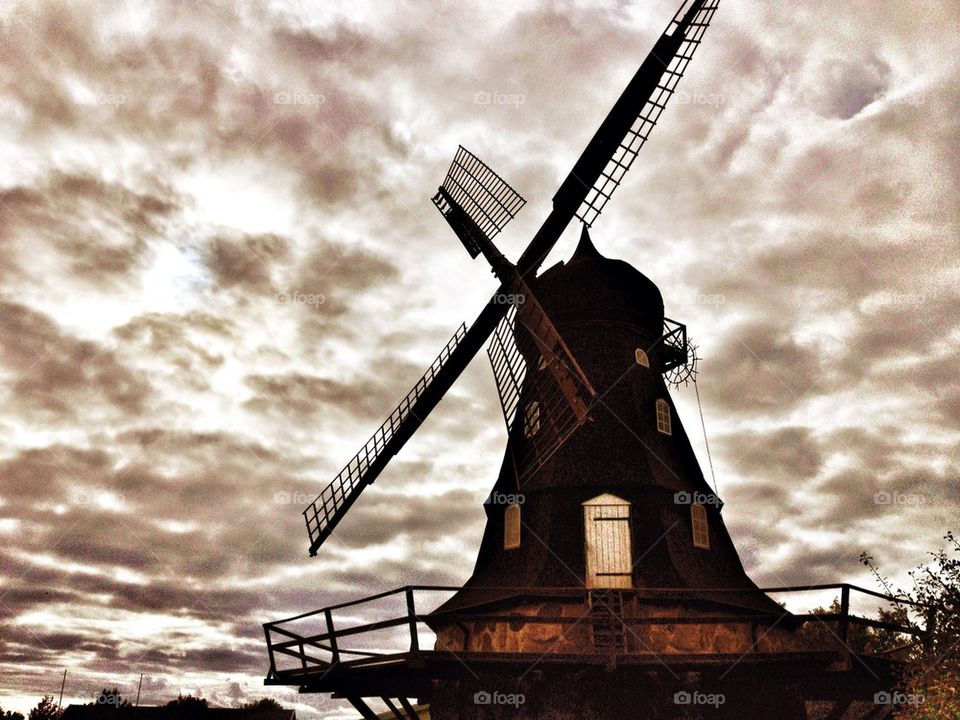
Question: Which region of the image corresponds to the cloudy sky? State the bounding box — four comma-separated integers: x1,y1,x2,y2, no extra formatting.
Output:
0,0,958,717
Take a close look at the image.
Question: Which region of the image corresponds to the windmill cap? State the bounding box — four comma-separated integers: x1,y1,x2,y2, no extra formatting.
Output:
535,225,665,336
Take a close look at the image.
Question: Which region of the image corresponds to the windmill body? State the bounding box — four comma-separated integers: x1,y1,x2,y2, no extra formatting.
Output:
262,2,928,718
424,231,810,719
434,229,789,612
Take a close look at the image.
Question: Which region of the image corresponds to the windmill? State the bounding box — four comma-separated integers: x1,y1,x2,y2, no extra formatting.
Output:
301,0,710,559
264,2,932,718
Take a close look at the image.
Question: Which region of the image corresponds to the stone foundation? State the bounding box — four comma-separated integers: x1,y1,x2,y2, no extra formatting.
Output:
433,599,807,657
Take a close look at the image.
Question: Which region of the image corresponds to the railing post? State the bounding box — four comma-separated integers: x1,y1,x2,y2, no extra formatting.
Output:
263,625,277,675
406,587,421,662
324,608,340,665
924,606,937,656
838,584,851,667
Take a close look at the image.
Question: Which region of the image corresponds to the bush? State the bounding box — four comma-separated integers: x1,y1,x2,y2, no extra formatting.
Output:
27,697,61,720
861,532,960,719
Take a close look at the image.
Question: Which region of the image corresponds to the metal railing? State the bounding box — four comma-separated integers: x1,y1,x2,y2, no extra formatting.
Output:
263,583,934,681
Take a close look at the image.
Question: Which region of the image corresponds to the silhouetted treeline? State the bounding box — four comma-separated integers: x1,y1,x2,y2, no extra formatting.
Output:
0,693,292,720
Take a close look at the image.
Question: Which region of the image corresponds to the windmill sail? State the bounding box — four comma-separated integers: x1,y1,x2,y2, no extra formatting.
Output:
576,0,721,226
303,324,466,555
432,146,526,260
517,0,720,273
487,274,596,483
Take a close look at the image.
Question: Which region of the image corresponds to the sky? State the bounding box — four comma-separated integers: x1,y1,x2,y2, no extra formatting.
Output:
0,0,958,718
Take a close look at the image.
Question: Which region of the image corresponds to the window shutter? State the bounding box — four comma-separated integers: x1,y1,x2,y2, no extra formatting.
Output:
691,504,710,549
504,503,521,550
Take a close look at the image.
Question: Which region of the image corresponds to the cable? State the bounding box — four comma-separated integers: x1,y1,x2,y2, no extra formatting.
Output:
694,376,719,497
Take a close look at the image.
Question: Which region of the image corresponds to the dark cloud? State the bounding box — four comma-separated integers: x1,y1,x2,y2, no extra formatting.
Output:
294,241,399,300
113,312,230,390
806,54,892,120
0,444,114,505
0,302,152,420
205,232,288,292
934,384,960,430
851,295,960,365
0,171,176,285
699,319,824,415
328,487,482,549
243,371,393,422
719,426,824,483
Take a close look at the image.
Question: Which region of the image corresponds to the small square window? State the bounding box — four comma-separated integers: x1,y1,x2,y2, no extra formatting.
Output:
655,399,671,435
635,348,649,368
504,503,521,550
691,504,710,549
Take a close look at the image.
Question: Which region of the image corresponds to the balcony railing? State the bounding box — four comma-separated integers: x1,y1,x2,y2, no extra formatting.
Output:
263,583,934,682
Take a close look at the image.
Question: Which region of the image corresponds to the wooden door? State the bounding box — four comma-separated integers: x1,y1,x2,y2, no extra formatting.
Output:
583,494,632,589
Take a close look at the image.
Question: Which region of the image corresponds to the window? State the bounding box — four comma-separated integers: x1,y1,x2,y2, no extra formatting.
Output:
523,401,541,437
635,348,649,368
691,504,710,549
504,503,521,550
655,399,671,435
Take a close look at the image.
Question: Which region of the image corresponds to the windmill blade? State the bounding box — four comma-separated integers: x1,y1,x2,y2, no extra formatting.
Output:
303,296,511,555
303,323,465,554
487,273,596,484
432,146,526,270
576,0,720,227
516,0,720,273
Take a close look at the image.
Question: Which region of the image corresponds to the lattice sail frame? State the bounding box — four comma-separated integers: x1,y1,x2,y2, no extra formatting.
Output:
576,0,721,227
432,146,526,258
303,324,468,553
487,276,596,484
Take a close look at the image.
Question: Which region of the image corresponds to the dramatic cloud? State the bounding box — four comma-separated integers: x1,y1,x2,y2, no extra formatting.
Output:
1,1,958,718
0,301,152,419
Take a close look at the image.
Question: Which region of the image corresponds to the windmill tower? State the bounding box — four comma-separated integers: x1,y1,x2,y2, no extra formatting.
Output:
263,2,928,718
